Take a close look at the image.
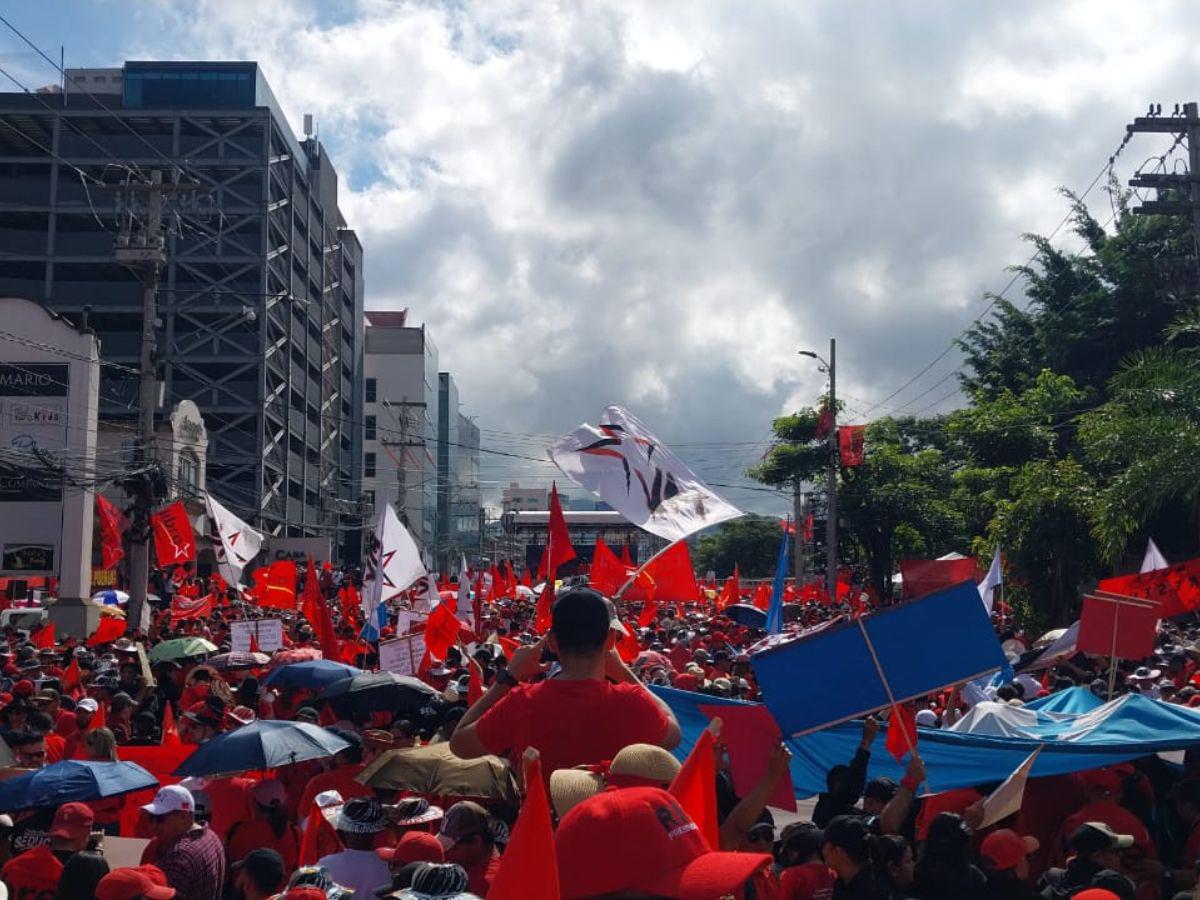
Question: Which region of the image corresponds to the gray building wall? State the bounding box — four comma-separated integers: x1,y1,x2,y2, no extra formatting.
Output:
0,61,365,557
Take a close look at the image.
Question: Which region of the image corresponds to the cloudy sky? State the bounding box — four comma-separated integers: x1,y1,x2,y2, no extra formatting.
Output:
8,1,1200,513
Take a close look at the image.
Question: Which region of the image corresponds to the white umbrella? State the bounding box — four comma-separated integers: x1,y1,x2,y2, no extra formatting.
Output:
91,590,129,605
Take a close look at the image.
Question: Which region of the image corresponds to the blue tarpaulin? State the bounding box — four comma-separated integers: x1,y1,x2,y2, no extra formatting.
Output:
1023,685,1105,715
750,581,1007,735
654,685,1200,799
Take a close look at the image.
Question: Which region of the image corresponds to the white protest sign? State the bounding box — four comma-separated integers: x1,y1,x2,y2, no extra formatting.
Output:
395,610,426,636
979,747,1042,829
379,633,425,676
230,619,284,653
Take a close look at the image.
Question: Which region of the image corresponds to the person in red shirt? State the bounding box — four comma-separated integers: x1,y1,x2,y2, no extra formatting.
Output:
295,730,372,824
2,801,94,899
226,780,302,875
435,802,501,897
1053,768,1158,867
778,823,837,900
450,587,681,781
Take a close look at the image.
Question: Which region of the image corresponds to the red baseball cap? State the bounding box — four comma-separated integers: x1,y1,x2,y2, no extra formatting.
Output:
283,889,328,900
1070,892,1120,900
377,830,445,865
95,867,176,900
49,802,94,841
980,829,1039,871
1078,768,1122,796
555,786,770,899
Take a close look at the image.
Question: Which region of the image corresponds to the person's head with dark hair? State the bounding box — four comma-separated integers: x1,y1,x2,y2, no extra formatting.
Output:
437,706,466,741
231,847,285,900
778,822,825,868
822,815,875,885
326,727,363,764
995,684,1021,703
8,728,46,768
914,812,986,900
825,763,852,794
1176,778,1200,828
1089,868,1137,900
862,777,898,815
51,849,109,900
25,709,53,736
877,834,915,892
548,588,613,660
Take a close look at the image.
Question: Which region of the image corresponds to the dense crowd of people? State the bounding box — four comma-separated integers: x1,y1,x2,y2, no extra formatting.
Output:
0,561,1199,899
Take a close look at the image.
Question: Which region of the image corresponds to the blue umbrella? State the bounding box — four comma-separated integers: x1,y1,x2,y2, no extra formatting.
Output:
262,659,362,690
175,720,351,777
0,760,158,812
724,603,767,627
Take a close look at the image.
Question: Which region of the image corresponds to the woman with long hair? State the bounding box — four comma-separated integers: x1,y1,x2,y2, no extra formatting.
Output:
82,727,123,835
52,849,109,900
913,812,987,900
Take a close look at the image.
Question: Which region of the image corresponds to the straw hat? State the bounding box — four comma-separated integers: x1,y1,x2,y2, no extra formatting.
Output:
549,743,683,819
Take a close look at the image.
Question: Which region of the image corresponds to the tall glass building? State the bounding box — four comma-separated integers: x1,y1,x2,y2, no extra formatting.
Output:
0,61,365,555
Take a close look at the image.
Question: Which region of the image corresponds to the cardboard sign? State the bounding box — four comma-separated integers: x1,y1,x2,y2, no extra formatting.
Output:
379,633,425,676
395,610,426,636
102,836,151,870
230,619,283,653
979,747,1042,828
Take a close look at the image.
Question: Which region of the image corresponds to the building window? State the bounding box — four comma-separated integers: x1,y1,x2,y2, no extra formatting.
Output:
364,452,376,478
365,378,376,403
365,415,376,441
179,451,200,497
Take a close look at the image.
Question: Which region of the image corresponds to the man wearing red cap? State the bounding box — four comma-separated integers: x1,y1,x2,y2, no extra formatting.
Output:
1,801,93,897
555,786,771,898
95,866,176,900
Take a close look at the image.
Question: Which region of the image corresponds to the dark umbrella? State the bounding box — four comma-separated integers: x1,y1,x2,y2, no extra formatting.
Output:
208,651,271,670
262,659,363,691
174,720,351,777
319,672,438,715
724,604,767,627
0,760,158,812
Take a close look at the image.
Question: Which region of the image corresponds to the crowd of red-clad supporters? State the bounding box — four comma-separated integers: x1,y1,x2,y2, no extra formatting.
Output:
1,565,1199,899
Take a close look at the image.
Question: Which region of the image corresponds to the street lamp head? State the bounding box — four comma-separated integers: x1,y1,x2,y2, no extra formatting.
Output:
798,350,819,359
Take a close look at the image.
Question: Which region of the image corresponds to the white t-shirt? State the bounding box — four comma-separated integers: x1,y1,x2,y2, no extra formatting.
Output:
318,848,392,898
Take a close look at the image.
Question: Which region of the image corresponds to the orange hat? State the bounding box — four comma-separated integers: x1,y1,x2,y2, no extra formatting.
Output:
95,868,176,900
980,829,1039,871
378,831,445,865
49,802,94,841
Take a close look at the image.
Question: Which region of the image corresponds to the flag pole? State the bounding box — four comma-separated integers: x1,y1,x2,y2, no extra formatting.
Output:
1106,597,1121,701
856,617,920,758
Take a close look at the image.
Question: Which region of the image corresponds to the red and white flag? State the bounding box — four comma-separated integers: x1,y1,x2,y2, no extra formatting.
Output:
549,405,742,542
205,493,263,587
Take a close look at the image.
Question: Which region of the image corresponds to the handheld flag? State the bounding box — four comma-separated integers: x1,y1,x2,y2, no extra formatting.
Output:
489,750,559,900
151,501,195,567
536,484,575,578
885,704,918,762
363,504,426,637
96,494,127,570
205,493,263,586
977,547,1002,614
1141,538,1169,573
549,405,742,541
765,528,789,635
668,720,721,849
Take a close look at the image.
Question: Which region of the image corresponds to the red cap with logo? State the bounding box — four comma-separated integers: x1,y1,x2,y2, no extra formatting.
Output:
95,867,176,900
555,786,770,899
49,802,94,841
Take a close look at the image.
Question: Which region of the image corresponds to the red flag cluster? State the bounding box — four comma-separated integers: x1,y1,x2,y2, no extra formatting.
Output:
96,495,127,569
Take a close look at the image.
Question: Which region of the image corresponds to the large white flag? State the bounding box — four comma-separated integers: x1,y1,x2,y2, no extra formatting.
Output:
1141,538,1169,574
977,546,1003,614
362,503,426,631
204,493,264,587
549,405,743,542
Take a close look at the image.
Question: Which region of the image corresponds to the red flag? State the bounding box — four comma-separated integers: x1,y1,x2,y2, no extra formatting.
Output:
625,542,699,605
899,558,982,601
715,566,740,611
96,494,127,569
61,656,81,693
752,582,771,611
302,557,342,662
89,700,107,732
425,601,463,662
169,593,214,626
838,425,867,467
589,536,629,597
161,702,181,747
1098,558,1200,617
1077,593,1160,659
151,501,195,568
520,568,532,589
30,622,54,650
537,483,576,579
498,635,520,659
298,798,340,866
802,514,814,541
534,580,556,634
885,704,918,762
620,542,634,568
636,591,658,629
87,617,126,647
504,560,517,597
615,621,641,663
490,751,559,900
669,725,720,850
259,559,297,610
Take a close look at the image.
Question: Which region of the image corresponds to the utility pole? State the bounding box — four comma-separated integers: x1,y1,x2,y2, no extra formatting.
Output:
825,337,838,603
792,480,804,585
111,170,205,633
1126,102,1200,253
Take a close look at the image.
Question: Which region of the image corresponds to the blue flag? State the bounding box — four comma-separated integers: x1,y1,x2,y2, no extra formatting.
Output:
765,530,789,635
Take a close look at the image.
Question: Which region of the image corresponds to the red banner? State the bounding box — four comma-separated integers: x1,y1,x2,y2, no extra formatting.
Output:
170,592,214,626
151,501,195,568
899,558,980,601
1077,593,1160,659
256,559,297,610
96,494,127,570
588,536,630,597
838,425,867,467
1097,558,1200,618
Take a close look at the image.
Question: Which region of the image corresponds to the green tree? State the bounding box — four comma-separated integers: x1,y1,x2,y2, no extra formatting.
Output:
693,515,786,578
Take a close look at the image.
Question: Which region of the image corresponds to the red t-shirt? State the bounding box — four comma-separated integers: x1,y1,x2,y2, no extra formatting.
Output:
474,678,670,780
780,862,836,900
1184,820,1200,869
227,815,302,873
463,850,502,897
297,764,370,820
1,843,64,900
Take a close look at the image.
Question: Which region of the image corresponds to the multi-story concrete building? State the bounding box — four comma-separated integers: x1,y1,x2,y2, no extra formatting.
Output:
0,61,365,555
436,372,480,570
501,482,549,513
362,310,438,562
